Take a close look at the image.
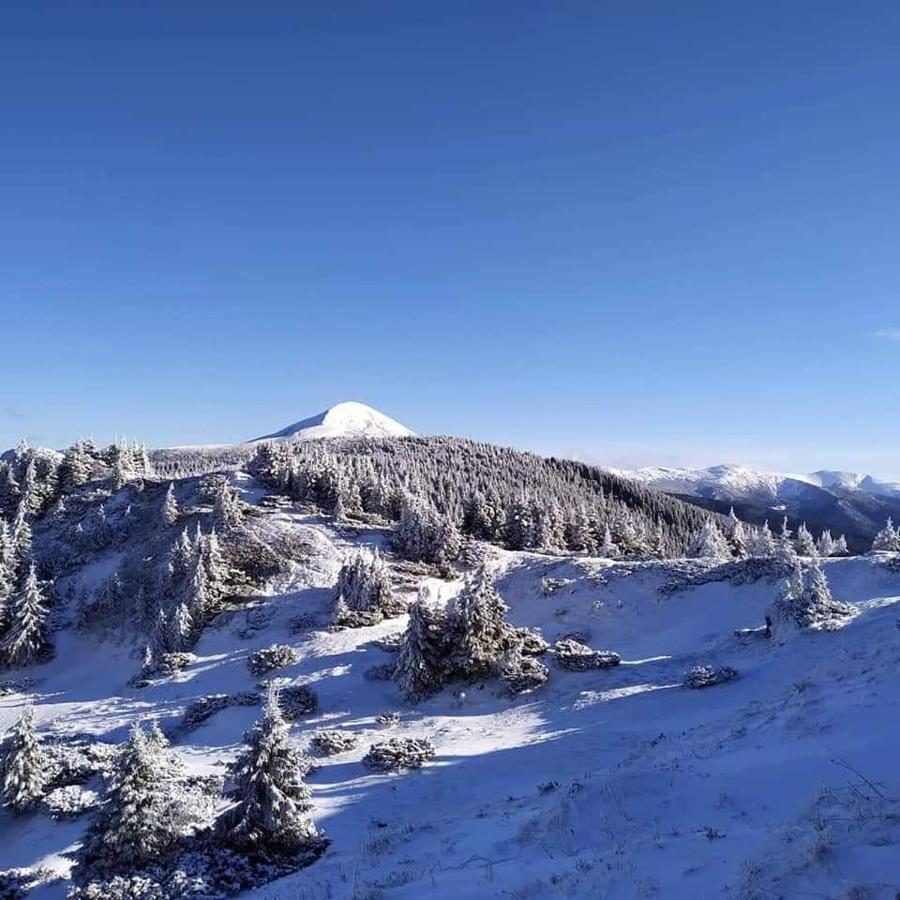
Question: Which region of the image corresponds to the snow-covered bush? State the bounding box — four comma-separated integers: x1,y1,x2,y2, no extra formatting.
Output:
181,693,259,730
375,711,400,728
311,730,358,756
362,737,435,772
286,612,319,634
683,664,738,689
42,784,100,819
510,625,549,656
247,644,299,677
156,652,194,677
552,639,621,672
277,684,318,721
497,647,549,696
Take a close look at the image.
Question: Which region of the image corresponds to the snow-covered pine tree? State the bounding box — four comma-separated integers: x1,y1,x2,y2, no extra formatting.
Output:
1,705,46,812
170,529,194,580
871,518,900,552
59,440,92,489
186,550,210,624
796,522,817,557
170,601,194,651
213,481,243,533
219,687,319,852
598,524,619,559
504,497,534,551
688,520,731,562
833,534,849,555
445,566,509,677
564,506,594,554
11,503,33,574
728,508,748,558
161,483,179,527
80,722,188,872
775,517,798,571
0,521,14,610
394,589,446,700
793,558,853,627
1,563,51,667
816,529,836,557
201,529,228,603
333,550,394,619
748,519,776,558
150,609,173,659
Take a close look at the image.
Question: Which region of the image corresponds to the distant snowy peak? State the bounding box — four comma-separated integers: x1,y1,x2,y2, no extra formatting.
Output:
252,401,415,442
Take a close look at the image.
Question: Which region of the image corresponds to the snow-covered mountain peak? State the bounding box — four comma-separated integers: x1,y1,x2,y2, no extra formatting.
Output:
252,401,415,442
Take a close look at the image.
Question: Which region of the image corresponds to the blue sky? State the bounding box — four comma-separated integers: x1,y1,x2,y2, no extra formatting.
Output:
3,2,900,475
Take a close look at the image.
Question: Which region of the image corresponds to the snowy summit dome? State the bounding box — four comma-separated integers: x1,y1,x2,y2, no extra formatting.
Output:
252,401,415,442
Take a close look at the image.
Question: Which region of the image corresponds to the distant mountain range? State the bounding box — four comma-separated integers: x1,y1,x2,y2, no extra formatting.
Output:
610,463,900,553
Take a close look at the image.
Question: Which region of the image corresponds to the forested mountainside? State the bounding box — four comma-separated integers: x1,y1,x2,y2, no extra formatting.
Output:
0,420,894,899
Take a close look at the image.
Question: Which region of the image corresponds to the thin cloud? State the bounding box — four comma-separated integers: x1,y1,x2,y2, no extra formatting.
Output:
874,328,900,341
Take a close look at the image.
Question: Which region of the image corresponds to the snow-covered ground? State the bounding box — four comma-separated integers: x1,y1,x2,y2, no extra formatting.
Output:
3,489,900,899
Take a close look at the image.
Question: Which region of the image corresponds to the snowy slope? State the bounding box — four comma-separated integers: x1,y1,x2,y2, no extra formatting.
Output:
4,480,900,899
252,401,415,442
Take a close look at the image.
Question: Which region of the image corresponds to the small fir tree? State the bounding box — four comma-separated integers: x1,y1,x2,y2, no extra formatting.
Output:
1,706,47,812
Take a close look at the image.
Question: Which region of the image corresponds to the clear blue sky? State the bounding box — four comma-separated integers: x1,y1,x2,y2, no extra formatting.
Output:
3,2,900,475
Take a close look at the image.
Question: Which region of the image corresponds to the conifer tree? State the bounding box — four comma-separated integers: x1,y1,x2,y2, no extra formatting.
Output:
688,520,731,561
162,483,179,527
219,687,318,851
748,519,776,557
598,524,619,559
796,522,817,556
728,508,748,557
1,563,51,667
871,518,900,552
395,590,446,700
214,481,243,532
170,601,195,651
446,567,509,677
1,705,46,812
80,722,187,872
816,529,837,557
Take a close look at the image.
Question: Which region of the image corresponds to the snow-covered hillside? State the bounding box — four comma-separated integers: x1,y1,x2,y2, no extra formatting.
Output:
252,402,415,442
2,472,899,899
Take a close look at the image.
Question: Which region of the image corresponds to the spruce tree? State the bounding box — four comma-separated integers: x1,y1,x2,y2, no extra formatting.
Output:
80,723,185,872
162,483,179,527
446,567,509,677
796,522,817,557
1,705,46,812
1,563,51,667
872,518,900,552
395,591,446,700
688,520,731,561
219,687,318,851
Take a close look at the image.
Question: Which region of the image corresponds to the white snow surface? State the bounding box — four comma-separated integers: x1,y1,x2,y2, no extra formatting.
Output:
3,492,900,899
252,401,415,442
